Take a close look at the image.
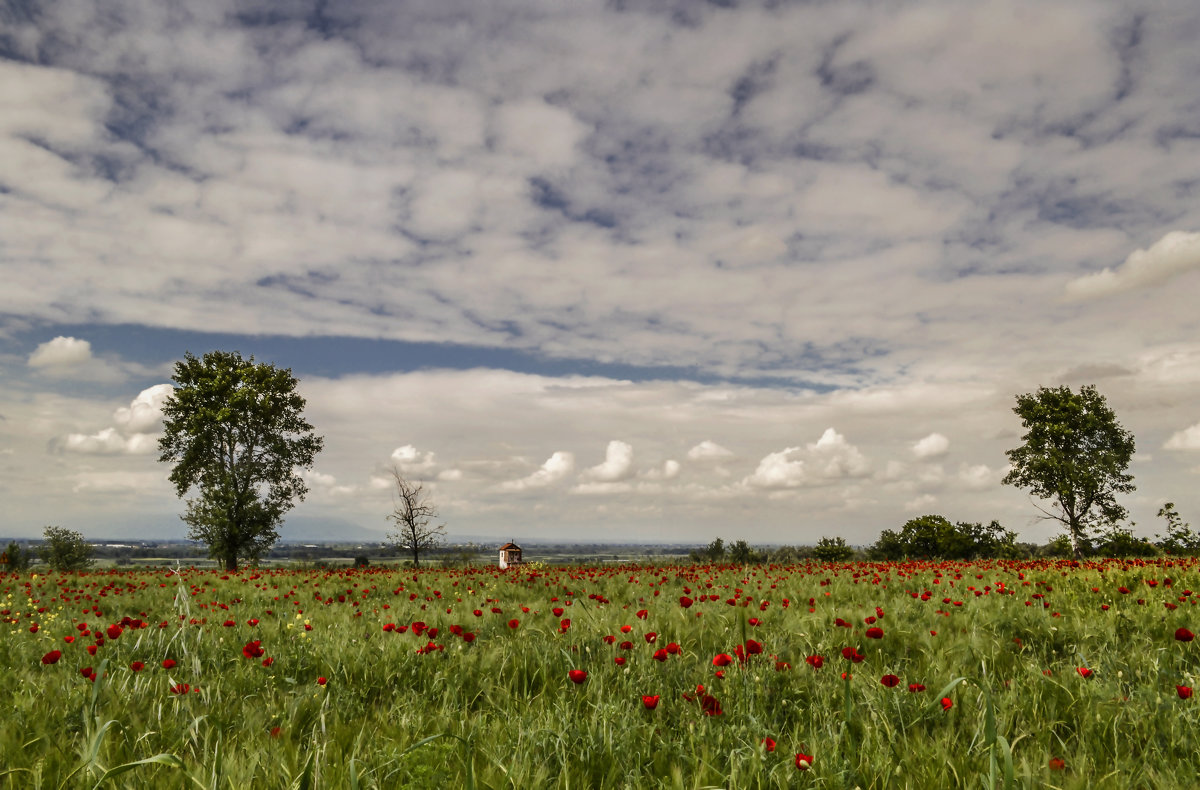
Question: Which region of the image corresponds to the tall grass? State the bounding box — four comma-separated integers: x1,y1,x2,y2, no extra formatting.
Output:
3,557,1200,788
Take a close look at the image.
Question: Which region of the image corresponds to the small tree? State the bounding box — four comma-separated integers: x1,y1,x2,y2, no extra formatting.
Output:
1002,385,1136,559
159,350,324,571
812,536,855,562
4,541,32,571
40,527,94,571
1156,503,1200,556
385,468,446,567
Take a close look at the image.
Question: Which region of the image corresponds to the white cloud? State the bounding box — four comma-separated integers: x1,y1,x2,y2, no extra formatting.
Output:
957,463,995,491
1065,231,1200,301
498,451,575,492
582,440,634,482
29,336,93,368
1165,423,1200,451
72,471,166,494
112,384,173,432
744,428,869,489
912,432,950,459
437,469,464,481
687,440,733,461
390,444,439,475
64,427,157,455
904,494,938,512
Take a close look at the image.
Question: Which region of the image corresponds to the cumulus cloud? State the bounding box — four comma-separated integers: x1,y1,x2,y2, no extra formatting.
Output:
957,463,995,491
498,451,575,492
744,428,869,489
912,432,950,459
113,384,173,432
687,441,734,461
390,444,439,475
64,428,158,455
582,440,634,482
62,385,173,455
29,336,93,368
642,459,681,481
1065,231,1200,301
1165,423,1200,451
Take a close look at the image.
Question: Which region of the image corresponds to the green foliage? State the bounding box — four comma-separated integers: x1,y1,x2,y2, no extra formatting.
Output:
1155,502,1200,556
1094,522,1158,558
690,537,727,563
728,539,762,564
158,350,324,571
39,526,94,571
812,536,855,562
3,541,32,571
871,515,1017,560
1002,384,1136,559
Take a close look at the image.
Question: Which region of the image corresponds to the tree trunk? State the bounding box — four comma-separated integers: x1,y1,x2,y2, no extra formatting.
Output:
225,553,238,572
412,545,420,567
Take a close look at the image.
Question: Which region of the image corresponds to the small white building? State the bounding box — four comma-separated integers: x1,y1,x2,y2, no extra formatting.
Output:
498,541,523,569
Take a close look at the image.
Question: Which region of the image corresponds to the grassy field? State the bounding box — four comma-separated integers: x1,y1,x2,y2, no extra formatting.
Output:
4,557,1200,789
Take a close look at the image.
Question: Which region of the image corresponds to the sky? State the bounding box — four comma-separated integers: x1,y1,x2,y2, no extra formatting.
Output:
2,0,1200,546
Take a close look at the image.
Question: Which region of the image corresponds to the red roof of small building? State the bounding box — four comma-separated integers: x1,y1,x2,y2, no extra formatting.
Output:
499,542,521,551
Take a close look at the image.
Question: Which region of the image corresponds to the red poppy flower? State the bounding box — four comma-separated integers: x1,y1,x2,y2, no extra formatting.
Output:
473,609,483,617
317,677,327,686
560,619,571,632
1176,627,1194,642
614,656,626,666
170,683,190,694
865,627,884,639
795,753,813,771
1178,685,1194,699
262,657,274,667
130,661,145,672
1077,667,1093,679
463,632,476,643
744,639,763,655
644,632,657,643
568,669,587,684
700,694,722,716
652,648,669,661
1048,757,1065,771
713,653,733,667
679,596,693,608
908,683,926,693
666,642,681,655
106,624,122,640
620,640,634,650
552,607,564,617
508,619,520,629
620,625,633,633
162,659,176,669
642,694,660,710
80,666,93,678
86,645,98,656
841,646,864,663
636,609,649,620
603,634,616,644
805,654,824,669
880,674,900,688
762,737,776,752
941,697,953,711
242,640,265,659
222,620,235,628
41,650,62,665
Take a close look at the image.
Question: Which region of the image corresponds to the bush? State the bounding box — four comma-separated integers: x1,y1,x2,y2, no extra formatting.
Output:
3,541,32,571
40,526,94,571
812,536,855,562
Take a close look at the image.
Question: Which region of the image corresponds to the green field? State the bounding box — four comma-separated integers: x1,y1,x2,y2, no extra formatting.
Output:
4,557,1200,788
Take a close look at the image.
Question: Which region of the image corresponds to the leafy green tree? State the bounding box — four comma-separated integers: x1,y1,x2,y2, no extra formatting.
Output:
812,536,855,562
1155,503,1200,556
728,539,756,564
159,350,324,571
40,527,94,571
1002,385,1136,560
871,516,1017,560
956,520,1020,559
4,541,33,571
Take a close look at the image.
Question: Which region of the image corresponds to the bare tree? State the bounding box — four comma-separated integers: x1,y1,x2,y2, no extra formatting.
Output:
385,468,446,566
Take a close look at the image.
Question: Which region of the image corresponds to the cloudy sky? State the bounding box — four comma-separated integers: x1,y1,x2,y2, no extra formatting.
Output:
3,0,1200,545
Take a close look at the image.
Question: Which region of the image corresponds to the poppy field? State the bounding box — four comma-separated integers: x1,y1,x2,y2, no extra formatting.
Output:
5,557,1200,789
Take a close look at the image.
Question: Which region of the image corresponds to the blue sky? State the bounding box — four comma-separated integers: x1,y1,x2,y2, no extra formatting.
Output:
2,0,1200,544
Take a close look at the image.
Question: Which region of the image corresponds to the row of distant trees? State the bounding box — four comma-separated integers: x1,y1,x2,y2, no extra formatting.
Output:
693,501,1197,564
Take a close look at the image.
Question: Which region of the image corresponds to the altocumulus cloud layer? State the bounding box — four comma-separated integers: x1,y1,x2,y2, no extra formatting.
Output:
2,0,1200,542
